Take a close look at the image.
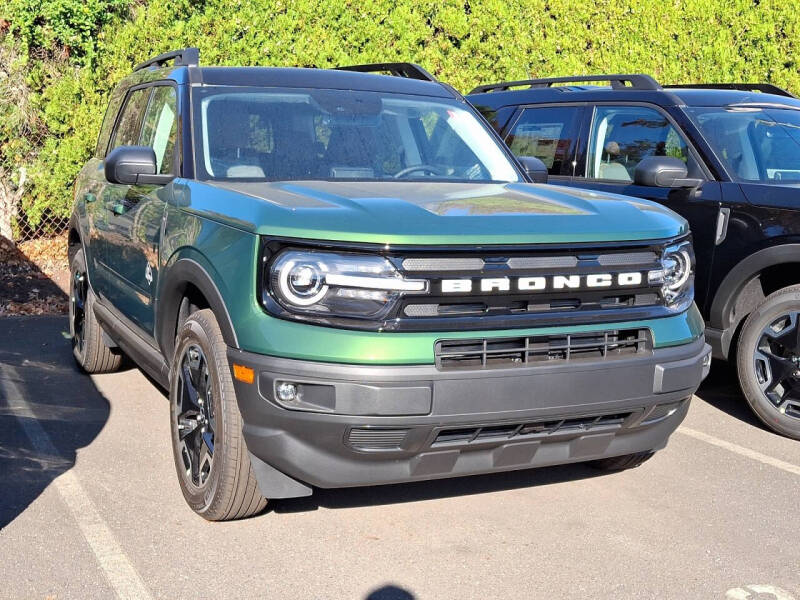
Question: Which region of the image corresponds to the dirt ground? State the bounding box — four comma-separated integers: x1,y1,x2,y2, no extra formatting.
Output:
0,235,68,316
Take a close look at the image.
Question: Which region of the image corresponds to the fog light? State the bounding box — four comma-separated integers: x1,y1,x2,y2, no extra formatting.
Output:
276,382,298,402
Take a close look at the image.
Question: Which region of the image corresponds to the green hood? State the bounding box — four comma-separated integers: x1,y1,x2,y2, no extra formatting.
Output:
175,180,687,244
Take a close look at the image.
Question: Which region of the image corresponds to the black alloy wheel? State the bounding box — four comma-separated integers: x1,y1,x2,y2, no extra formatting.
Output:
174,344,216,488
753,312,800,420
737,285,800,440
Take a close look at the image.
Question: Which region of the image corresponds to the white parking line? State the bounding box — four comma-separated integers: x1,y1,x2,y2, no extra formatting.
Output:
677,426,800,477
0,363,153,600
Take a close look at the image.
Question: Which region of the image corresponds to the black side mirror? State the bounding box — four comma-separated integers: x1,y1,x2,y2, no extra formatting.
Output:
634,156,702,189
517,156,549,184
104,146,170,185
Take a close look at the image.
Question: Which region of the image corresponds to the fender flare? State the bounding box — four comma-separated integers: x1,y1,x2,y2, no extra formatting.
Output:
156,257,239,358
709,243,800,330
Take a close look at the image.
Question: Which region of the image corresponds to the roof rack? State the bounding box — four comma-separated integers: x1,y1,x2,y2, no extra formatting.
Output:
133,48,199,72
469,74,661,94
335,62,437,82
663,83,795,98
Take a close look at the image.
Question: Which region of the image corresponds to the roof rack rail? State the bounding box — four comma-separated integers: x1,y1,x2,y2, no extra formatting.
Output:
133,48,199,72
663,83,795,98
335,62,437,82
469,74,661,94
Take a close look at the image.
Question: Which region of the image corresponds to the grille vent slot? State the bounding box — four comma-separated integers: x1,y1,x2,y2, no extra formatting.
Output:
435,329,650,370
347,428,409,451
433,413,631,446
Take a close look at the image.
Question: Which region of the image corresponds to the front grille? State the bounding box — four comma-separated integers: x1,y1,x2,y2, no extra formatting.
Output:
435,329,650,370
347,428,409,451
432,413,632,446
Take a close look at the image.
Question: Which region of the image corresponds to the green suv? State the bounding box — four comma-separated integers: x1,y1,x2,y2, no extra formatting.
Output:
69,49,710,520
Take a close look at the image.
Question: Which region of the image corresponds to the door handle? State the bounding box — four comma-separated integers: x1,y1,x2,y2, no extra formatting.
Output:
111,203,125,216
83,192,96,203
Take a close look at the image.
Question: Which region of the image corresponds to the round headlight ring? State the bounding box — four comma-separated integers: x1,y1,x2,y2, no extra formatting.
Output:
278,259,329,306
664,248,692,292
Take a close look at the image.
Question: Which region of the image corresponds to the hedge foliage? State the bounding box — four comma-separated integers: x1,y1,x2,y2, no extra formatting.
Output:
1,0,798,232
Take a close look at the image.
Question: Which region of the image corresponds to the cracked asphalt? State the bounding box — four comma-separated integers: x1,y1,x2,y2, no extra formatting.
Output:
1,316,799,600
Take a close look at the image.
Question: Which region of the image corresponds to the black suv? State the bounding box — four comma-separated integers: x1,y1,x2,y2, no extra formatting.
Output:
468,74,800,439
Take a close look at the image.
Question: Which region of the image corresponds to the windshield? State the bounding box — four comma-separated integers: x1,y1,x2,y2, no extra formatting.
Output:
687,106,800,183
192,87,521,183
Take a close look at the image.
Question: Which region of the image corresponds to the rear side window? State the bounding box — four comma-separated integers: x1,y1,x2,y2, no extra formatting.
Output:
504,106,582,176
111,87,151,150
586,105,693,182
139,86,178,174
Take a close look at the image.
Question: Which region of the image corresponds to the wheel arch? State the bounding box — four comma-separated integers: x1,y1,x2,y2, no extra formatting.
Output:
710,243,800,332
156,257,239,360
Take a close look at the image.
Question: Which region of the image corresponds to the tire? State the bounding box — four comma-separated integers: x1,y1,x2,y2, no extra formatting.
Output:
587,451,655,471
169,308,267,520
736,285,800,440
69,248,122,373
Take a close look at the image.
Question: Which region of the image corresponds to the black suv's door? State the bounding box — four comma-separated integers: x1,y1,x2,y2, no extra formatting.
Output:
569,103,722,311
96,84,179,335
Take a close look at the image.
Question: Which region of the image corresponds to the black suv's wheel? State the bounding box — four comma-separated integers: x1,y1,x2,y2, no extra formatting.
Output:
169,309,267,520
737,285,800,440
69,248,122,373
587,451,655,471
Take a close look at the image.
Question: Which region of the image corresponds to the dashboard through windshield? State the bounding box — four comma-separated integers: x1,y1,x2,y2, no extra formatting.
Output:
192,87,521,183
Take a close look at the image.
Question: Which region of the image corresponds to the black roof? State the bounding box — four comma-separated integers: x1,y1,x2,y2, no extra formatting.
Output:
121,48,453,98
191,66,452,97
467,74,800,110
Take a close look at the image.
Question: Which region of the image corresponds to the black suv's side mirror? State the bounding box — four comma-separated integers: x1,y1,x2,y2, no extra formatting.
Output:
517,156,549,184
634,156,702,189
104,146,171,185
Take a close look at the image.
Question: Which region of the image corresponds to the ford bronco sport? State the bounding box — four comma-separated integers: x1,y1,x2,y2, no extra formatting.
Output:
69,51,709,520
468,74,800,439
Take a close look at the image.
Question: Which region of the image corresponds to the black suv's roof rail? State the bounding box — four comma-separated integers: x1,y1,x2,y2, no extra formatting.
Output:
469,74,662,94
336,62,437,82
663,82,795,98
134,47,200,72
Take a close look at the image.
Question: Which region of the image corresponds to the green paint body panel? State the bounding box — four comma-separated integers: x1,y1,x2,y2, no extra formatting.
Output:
172,179,688,245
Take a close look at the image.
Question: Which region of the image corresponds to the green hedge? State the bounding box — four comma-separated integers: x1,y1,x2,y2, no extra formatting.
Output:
1,0,798,231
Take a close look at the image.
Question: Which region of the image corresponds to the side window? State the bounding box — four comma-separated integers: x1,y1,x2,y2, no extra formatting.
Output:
111,87,152,150
95,85,127,158
504,106,582,176
586,105,693,182
139,86,179,174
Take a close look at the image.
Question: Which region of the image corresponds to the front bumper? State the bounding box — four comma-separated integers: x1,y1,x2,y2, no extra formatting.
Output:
228,336,710,498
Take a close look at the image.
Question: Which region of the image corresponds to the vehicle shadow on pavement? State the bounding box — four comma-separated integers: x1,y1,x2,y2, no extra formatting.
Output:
0,316,111,529
272,462,602,514
693,359,767,430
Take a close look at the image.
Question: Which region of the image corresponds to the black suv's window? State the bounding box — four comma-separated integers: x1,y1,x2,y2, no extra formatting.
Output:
192,87,521,183
139,86,178,174
111,87,152,150
505,106,582,176
687,106,800,183
586,106,692,182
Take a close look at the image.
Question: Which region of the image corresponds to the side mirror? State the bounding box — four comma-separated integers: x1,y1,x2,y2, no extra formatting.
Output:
517,156,549,184
104,146,163,185
634,156,702,189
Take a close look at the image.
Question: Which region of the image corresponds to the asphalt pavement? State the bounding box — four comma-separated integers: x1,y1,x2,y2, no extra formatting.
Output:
1,316,798,600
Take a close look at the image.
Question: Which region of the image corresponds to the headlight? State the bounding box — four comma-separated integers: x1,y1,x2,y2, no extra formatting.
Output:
648,240,694,310
269,250,427,320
